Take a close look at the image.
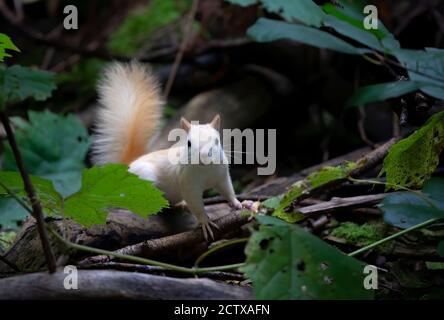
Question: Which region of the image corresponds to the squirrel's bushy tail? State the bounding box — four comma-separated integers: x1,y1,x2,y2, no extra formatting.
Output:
92,61,163,165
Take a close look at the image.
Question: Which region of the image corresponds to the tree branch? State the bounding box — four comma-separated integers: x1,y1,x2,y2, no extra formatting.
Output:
78,210,249,265
0,270,252,300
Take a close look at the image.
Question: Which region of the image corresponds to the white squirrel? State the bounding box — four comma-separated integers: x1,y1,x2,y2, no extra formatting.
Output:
92,61,242,240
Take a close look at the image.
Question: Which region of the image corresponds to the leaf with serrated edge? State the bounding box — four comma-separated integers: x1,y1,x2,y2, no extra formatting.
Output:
1,65,56,104
63,164,168,226
3,110,90,197
0,33,20,61
0,171,62,220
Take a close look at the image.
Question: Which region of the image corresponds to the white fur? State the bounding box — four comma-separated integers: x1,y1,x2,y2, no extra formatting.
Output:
93,62,240,240
92,61,162,164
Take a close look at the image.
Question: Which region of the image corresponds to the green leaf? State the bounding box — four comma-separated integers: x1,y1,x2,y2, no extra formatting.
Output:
0,230,16,251
380,111,444,189
260,0,325,27
261,196,281,210
108,0,192,55
0,198,28,229
0,33,20,61
272,180,306,223
0,65,56,106
0,171,62,226
322,2,400,51
323,15,383,51
307,162,356,188
271,162,356,223
379,178,444,229
248,18,362,55
3,110,90,197
63,164,169,226
394,48,444,99
421,85,444,100
348,81,424,107
241,216,373,299
225,0,256,6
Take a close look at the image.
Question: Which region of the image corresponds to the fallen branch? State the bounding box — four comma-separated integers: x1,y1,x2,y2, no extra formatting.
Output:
0,270,252,300
298,193,386,216
79,210,249,265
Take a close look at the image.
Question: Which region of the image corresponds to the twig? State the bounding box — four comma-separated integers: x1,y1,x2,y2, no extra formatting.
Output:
0,112,57,273
79,262,245,281
194,238,249,267
348,177,436,207
298,193,387,216
348,218,441,257
357,107,376,148
163,0,199,99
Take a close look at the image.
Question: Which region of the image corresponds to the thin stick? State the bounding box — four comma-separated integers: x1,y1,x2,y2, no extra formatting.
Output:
0,112,57,273
348,218,440,257
163,0,199,99
80,262,245,281
194,238,249,267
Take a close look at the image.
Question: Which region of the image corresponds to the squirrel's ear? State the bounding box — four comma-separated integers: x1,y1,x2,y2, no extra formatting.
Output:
210,114,220,130
180,117,191,132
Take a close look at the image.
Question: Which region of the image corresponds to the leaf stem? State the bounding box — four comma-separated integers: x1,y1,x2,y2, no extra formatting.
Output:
0,111,57,273
50,229,245,274
347,177,437,208
348,218,440,257
194,238,249,267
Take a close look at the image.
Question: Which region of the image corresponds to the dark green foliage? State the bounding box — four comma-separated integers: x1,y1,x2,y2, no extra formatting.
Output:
108,0,192,55
331,222,385,246
0,65,56,110
0,164,169,227
379,178,444,229
230,0,444,102
241,216,374,299
3,110,90,196
269,163,356,223
380,111,444,190
62,164,169,226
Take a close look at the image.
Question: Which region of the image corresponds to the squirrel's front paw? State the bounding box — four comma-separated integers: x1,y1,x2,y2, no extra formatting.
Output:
200,218,219,241
229,199,243,210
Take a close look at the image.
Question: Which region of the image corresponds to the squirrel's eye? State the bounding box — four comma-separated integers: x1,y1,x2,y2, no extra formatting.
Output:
215,138,219,145
187,140,191,148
